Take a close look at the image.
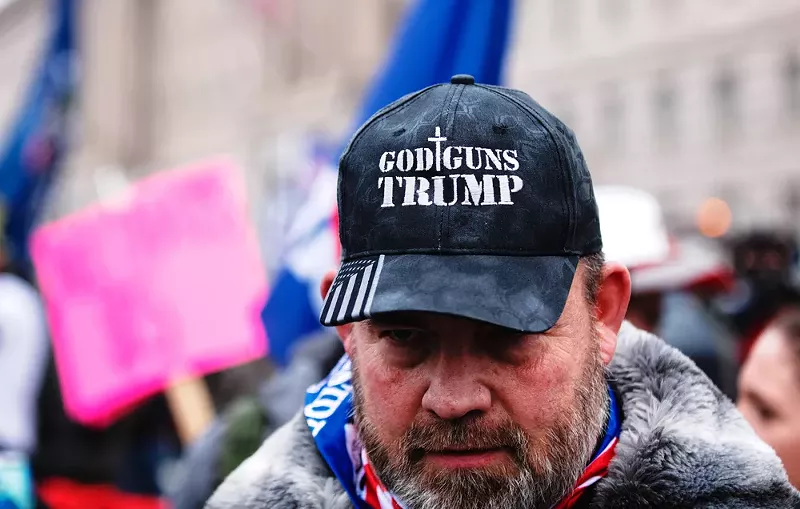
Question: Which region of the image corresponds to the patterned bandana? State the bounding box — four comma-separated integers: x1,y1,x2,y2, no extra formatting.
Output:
304,355,621,509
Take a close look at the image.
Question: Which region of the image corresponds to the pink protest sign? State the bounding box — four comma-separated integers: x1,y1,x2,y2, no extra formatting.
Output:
30,159,268,427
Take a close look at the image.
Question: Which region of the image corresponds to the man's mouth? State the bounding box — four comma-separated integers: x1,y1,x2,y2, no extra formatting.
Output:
422,447,509,468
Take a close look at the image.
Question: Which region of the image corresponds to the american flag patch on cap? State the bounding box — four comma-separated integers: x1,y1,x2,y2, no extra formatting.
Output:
320,255,385,326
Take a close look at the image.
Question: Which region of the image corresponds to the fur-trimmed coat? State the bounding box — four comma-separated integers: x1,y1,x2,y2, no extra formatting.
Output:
205,323,800,508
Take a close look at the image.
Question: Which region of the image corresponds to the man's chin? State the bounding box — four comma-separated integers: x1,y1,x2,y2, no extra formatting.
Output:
390,463,538,509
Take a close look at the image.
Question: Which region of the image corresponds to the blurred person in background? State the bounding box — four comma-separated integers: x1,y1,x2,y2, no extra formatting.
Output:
595,186,736,394
715,231,800,363
33,349,271,508
737,306,800,488
169,330,343,509
0,226,50,509
32,364,177,509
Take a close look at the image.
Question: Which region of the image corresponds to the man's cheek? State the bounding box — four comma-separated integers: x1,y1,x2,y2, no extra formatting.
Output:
360,366,420,437
518,354,578,393
507,363,581,418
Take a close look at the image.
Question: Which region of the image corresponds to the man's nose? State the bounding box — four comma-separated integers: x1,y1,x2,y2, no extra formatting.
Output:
420,357,492,420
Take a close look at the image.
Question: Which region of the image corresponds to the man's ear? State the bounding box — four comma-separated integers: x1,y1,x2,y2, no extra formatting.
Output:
593,261,631,365
320,270,354,353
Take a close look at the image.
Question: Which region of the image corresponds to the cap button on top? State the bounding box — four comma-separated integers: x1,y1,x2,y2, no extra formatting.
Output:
450,74,475,85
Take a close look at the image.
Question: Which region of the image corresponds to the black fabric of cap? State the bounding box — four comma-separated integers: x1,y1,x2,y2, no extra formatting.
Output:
321,75,602,332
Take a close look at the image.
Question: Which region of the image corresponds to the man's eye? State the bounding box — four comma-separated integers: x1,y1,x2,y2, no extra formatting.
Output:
485,331,528,359
383,329,421,345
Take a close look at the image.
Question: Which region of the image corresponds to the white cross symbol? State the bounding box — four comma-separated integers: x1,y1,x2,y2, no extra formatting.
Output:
427,126,447,173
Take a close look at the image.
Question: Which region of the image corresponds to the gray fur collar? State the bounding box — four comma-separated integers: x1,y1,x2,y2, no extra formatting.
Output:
206,323,800,508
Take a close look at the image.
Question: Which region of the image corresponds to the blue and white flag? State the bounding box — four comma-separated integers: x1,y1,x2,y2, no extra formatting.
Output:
0,0,77,273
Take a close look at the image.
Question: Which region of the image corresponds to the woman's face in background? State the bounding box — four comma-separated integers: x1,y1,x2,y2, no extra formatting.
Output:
738,324,800,488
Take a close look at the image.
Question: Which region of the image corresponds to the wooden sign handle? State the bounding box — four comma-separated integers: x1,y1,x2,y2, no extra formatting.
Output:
164,377,216,445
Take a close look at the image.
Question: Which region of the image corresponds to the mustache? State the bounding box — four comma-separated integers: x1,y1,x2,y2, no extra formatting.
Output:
400,417,530,462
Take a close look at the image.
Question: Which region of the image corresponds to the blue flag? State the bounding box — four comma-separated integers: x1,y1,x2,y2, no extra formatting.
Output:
354,0,512,130
262,0,514,367
0,0,77,273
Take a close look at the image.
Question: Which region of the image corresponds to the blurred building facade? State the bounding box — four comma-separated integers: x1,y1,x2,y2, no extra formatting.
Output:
54,0,402,215
510,0,800,234
2,0,800,245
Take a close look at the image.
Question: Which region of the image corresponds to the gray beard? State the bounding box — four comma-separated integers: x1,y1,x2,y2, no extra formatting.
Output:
352,338,609,509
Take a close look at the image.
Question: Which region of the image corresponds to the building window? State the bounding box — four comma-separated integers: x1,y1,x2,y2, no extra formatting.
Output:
601,85,625,153
602,0,629,26
654,74,678,149
713,63,739,143
783,50,800,122
552,0,577,40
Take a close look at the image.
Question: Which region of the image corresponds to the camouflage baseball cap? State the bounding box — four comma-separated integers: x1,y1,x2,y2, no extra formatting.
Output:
320,75,602,333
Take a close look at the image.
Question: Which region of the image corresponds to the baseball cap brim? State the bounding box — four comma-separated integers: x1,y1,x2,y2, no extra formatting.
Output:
320,254,580,333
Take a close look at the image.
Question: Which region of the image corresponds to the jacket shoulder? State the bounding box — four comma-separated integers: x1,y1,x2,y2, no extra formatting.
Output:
594,324,800,508
205,413,352,509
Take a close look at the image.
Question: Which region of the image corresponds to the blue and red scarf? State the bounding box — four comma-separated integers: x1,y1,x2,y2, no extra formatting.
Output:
304,355,621,509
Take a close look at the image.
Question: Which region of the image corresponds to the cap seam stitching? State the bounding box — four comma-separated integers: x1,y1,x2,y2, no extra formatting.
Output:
443,84,468,252
437,84,458,252
474,84,575,249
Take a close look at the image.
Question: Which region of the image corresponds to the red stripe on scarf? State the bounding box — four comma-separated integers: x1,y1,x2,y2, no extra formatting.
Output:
362,453,403,509
552,437,618,509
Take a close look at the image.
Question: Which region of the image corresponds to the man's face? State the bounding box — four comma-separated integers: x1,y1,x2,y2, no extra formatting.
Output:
737,326,800,489
347,267,610,509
